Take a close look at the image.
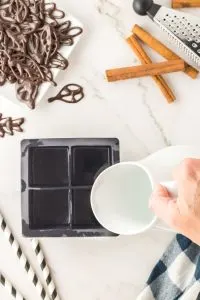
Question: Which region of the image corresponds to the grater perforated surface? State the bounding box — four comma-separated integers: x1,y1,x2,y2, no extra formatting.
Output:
154,7,200,69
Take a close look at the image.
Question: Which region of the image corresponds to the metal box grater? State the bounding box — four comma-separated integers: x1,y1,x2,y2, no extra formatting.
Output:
133,0,200,70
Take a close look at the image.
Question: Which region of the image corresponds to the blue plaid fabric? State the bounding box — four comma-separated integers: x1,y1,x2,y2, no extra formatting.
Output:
137,235,200,300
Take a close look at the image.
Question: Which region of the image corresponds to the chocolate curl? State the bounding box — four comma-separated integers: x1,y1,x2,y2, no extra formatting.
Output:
0,113,24,137
0,0,11,10
40,66,57,86
0,117,13,136
57,21,83,46
16,80,39,109
0,70,6,85
40,24,53,65
14,0,29,23
50,29,60,58
11,118,24,132
49,52,69,70
44,3,65,24
0,0,28,23
20,15,41,35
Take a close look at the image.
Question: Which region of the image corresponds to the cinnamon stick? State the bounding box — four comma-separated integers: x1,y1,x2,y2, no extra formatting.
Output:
106,59,185,82
172,0,200,7
126,35,175,103
132,25,198,79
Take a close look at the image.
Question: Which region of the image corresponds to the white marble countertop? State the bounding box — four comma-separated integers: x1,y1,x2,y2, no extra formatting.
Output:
1,0,200,299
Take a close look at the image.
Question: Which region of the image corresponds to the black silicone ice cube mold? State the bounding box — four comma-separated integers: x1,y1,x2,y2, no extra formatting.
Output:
21,138,120,237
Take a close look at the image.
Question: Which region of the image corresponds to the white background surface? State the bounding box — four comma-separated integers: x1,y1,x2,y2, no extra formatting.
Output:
1,0,200,299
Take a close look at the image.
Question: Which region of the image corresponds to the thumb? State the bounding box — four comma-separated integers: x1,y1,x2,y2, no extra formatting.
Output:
149,184,171,208
150,184,180,226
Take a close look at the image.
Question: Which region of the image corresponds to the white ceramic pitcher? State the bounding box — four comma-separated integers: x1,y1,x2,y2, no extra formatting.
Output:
91,146,200,235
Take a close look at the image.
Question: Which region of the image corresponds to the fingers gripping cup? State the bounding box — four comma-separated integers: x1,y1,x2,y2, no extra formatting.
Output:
91,162,177,235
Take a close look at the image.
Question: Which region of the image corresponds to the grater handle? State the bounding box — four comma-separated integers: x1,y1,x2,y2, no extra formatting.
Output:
147,2,161,19
133,0,161,19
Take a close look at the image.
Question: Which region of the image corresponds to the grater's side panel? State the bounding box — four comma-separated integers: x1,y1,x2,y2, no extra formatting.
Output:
154,7,200,70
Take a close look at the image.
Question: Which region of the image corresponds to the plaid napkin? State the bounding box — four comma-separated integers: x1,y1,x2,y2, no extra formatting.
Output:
137,235,200,300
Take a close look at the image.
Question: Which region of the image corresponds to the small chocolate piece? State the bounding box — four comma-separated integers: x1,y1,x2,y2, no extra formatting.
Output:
0,113,24,137
48,83,84,104
0,0,83,109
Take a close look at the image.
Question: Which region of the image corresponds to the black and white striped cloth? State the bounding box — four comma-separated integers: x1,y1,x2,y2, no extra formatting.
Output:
137,234,200,300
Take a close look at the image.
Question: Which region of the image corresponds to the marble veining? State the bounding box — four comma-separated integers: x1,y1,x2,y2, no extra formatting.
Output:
96,0,126,37
81,73,151,156
137,79,172,147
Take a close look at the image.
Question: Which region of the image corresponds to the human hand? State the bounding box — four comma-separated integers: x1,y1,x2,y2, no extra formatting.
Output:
150,158,200,245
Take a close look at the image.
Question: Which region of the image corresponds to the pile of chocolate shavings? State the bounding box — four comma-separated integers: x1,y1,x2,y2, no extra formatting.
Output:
0,0,83,109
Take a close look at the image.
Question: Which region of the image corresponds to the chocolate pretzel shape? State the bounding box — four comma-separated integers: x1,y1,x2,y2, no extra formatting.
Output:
48,83,84,104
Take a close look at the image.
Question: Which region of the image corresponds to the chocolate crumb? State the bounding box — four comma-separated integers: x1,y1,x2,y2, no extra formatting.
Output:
48,83,84,104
